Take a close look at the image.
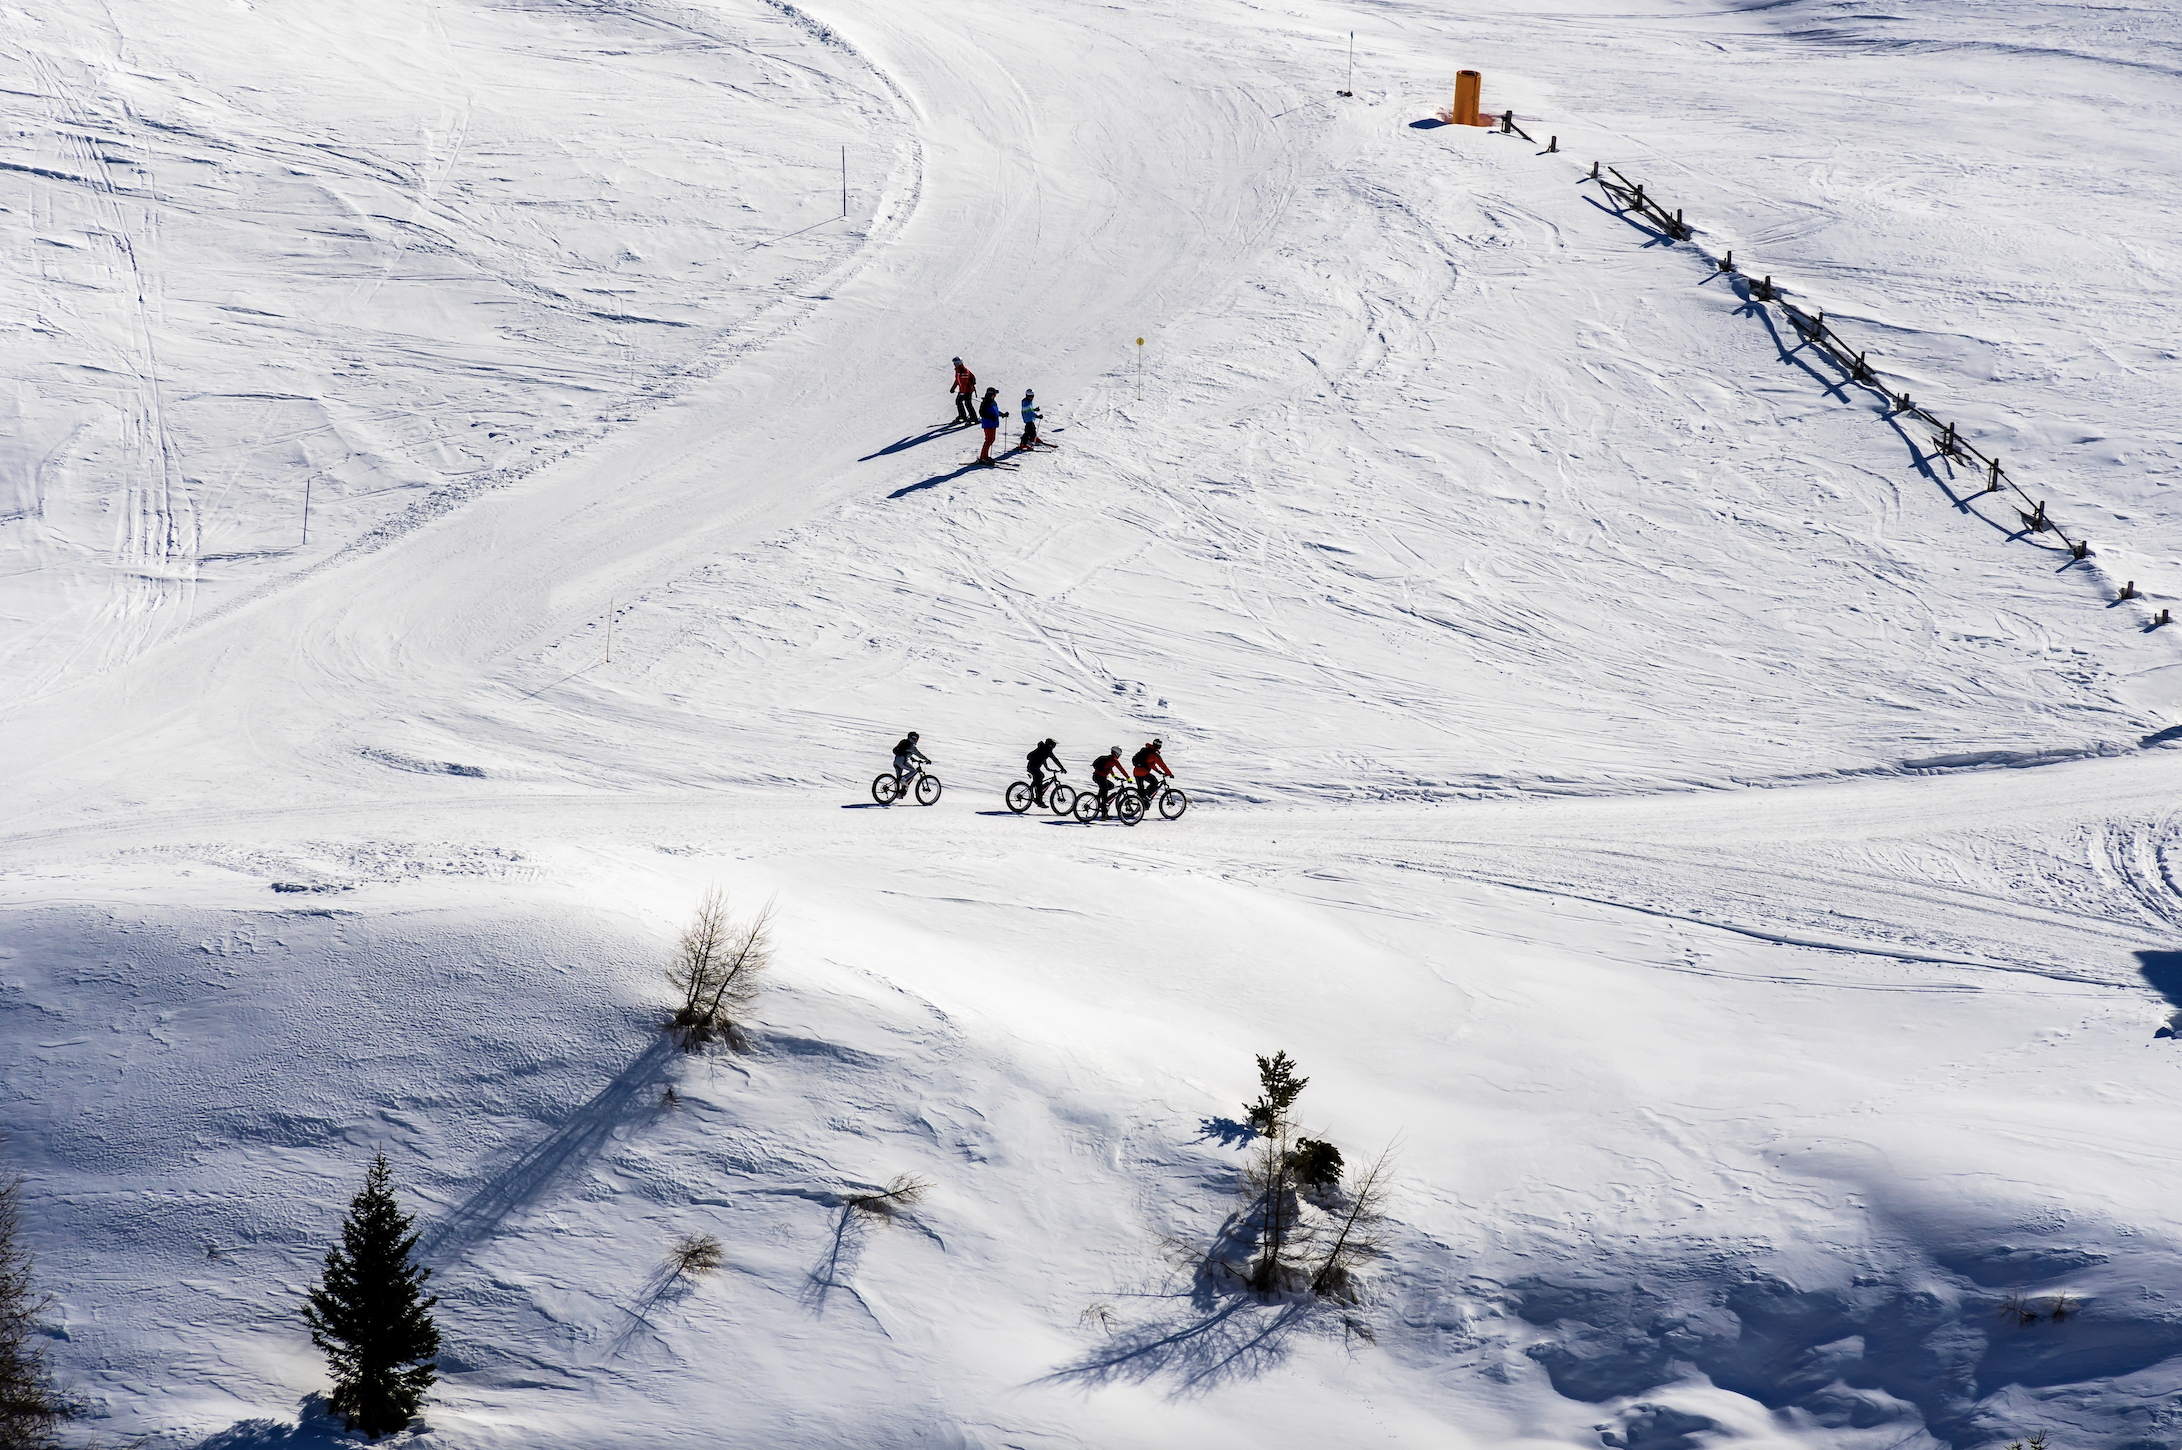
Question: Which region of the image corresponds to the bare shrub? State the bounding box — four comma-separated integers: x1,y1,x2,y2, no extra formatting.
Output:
2,1151,79,1450
667,1233,724,1279
1078,1302,1118,1334
1998,1292,2040,1327
666,888,775,1048
846,1175,930,1220
1311,1145,1396,1302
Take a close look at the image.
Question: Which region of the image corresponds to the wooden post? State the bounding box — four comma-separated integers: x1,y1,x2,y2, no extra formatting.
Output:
1590,160,1599,179
1548,135,1557,153
2122,580,2137,600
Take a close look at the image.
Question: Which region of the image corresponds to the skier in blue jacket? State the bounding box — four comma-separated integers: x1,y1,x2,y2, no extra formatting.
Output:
1018,389,1045,450
976,387,1005,464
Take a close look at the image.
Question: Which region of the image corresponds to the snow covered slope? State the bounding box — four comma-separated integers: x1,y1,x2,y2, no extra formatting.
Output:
5,0,2182,1446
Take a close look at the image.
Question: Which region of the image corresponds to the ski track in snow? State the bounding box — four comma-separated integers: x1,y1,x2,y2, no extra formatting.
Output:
4,0,2182,1446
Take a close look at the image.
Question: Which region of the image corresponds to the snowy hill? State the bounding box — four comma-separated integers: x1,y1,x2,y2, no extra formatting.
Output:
5,0,2182,1446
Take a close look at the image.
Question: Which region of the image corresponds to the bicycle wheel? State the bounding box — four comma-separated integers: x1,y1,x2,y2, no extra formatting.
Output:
1048,783,1077,817
1072,791,1100,823
1159,787,1190,821
871,774,900,805
1116,790,1145,825
1005,781,1033,814
915,773,943,806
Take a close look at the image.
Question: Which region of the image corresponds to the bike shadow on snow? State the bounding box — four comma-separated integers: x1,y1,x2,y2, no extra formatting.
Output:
860,422,966,462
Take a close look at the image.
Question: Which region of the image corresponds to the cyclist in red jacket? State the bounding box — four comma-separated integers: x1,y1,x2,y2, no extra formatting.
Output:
1130,740,1170,793
1091,745,1127,819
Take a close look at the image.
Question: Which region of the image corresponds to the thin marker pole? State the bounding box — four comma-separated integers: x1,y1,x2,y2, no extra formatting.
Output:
301,475,311,546
841,146,847,218
1346,32,1354,95
1136,336,1144,401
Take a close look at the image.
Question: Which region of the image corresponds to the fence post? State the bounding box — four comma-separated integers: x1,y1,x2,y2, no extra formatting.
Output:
1548,135,1558,153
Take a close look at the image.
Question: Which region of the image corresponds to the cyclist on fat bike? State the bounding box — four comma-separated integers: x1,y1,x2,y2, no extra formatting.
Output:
1026,738,1064,802
892,731,930,787
1131,739,1171,799
1091,745,1128,819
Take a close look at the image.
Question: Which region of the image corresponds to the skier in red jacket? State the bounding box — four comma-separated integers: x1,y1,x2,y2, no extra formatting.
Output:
951,358,977,425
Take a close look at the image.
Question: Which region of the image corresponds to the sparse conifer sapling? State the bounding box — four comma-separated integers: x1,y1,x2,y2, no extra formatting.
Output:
303,1152,441,1441
667,888,775,1048
1242,1051,1313,1294
1,1151,77,1450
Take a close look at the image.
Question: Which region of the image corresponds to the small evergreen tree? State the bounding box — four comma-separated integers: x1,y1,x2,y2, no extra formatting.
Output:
1288,1137,1345,1191
1242,1052,1313,1294
303,1152,441,1440
1,1153,76,1450
1242,1051,1307,1137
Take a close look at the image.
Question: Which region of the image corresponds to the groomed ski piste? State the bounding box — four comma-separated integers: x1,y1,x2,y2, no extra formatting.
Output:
5,0,2182,1445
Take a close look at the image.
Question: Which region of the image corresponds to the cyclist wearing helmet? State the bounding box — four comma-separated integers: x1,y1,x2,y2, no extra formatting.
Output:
1026,738,1064,803
892,731,930,787
1131,739,1171,795
1091,745,1128,819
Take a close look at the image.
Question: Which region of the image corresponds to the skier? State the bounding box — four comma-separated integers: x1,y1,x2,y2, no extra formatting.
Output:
1026,738,1064,804
976,387,1005,464
1131,739,1171,796
1090,745,1127,819
951,358,977,425
1018,388,1044,450
892,731,930,789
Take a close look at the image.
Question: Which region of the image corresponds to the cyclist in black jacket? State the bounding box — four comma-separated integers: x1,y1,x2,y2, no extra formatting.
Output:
1026,738,1064,803
892,731,929,787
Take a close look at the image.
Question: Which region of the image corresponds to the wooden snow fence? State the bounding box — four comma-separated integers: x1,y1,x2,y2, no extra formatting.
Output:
1586,162,2103,572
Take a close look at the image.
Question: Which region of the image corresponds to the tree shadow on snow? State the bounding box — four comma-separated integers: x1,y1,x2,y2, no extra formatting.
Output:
191,1395,355,1448
601,1262,699,1360
1194,1116,1258,1148
799,1205,870,1316
1038,1294,1313,1394
419,1036,676,1262
859,422,965,462
2138,951,2182,1011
